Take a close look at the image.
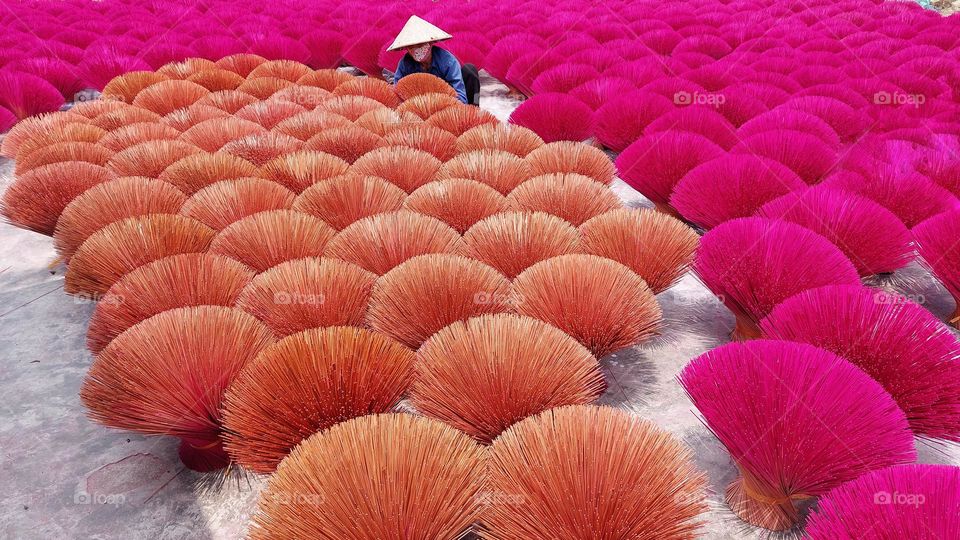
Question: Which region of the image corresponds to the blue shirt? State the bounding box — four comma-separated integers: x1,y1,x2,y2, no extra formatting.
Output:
394,46,467,104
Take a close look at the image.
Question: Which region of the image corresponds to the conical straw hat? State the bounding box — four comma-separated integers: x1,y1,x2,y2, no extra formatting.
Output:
387,16,453,51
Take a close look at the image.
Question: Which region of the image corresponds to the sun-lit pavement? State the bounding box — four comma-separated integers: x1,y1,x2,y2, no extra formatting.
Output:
1,71,959,539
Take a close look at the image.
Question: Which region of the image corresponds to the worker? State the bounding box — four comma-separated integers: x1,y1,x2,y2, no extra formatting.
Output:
387,15,481,106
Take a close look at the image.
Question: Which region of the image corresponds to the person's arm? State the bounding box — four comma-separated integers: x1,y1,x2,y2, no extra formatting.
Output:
440,53,468,104
394,57,411,83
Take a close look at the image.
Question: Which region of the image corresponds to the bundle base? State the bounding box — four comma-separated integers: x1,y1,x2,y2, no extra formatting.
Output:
178,437,231,472
725,477,797,531
505,85,526,98
653,201,683,220
731,316,762,341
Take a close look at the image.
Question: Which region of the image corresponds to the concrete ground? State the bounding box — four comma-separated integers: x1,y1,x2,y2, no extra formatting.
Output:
929,0,960,14
1,72,959,539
